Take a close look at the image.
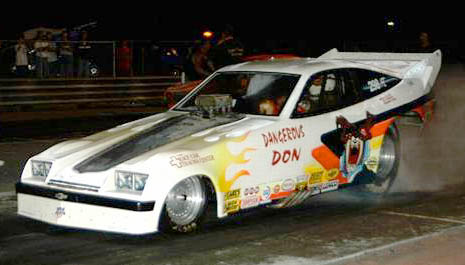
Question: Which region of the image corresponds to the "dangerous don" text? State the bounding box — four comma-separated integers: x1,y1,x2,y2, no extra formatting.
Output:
262,125,305,148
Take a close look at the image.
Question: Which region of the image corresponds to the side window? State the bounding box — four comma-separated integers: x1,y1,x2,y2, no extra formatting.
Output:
339,69,362,105
293,70,355,117
350,69,401,99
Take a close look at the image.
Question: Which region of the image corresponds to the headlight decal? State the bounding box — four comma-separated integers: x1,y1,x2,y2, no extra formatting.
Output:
134,174,148,191
31,160,52,179
115,171,148,192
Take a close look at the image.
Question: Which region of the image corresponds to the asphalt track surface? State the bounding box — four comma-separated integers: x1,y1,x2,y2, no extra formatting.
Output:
0,64,464,265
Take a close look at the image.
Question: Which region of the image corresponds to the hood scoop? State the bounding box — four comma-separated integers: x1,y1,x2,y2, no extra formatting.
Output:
74,113,244,173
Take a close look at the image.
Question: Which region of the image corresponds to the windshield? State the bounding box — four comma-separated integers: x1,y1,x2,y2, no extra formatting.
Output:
175,72,300,116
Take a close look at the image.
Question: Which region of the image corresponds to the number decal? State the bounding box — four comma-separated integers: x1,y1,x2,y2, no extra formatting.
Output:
367,77,387,92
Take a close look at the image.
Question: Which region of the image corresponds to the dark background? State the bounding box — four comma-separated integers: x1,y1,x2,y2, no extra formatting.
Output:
1,12,464,67
2,13,461,46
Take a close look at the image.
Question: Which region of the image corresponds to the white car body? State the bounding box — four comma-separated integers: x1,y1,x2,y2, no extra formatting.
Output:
16,49,442,235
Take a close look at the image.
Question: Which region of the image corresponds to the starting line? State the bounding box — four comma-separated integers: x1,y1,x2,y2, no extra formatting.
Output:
380,210,465,225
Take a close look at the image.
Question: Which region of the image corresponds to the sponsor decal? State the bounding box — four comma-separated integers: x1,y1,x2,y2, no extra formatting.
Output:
170,153,214,168
296,175,307,191
54,192,68,200
320,180,339,192
271,182,290,200
366,157,379,172
241,195,260,209
271,148,301,166
327,168,339,181
281,178,296,192
308,170,324,185
225,189,241,201
308,185,321,195
225,189,242,214
379,94,397,104
305,165,340,184
244,186,259,196
225,199,240,213
55,207,65,218
260,185,272,204
262,125,305,148
273,184,281,194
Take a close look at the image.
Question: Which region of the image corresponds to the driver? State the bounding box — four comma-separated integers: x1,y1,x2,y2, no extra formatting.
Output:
258,95,287,116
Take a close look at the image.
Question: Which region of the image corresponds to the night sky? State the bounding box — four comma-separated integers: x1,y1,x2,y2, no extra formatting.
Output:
2,12,456,39
1,11,462,57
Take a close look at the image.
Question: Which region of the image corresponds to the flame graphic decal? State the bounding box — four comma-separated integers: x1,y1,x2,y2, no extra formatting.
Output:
212,132,256,192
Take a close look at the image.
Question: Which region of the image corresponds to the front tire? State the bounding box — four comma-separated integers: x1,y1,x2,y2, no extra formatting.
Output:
162,176,208,233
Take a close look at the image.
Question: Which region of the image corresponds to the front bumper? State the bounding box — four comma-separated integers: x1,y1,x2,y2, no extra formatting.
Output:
16,182,158,235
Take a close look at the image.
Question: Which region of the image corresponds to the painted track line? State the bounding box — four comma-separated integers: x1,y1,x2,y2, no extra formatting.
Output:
380,210,465,225
0,191,15,198
318,224,465,265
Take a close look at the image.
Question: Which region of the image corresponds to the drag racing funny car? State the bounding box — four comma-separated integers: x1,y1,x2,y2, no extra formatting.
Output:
16,48,442,234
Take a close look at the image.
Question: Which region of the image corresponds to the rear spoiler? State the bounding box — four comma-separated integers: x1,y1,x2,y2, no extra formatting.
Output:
319,48,442,93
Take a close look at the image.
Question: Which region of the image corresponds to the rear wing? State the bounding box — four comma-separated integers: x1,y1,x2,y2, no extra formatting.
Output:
319,48,442,93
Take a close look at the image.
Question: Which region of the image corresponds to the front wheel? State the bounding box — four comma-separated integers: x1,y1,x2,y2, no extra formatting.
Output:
162,176,208,233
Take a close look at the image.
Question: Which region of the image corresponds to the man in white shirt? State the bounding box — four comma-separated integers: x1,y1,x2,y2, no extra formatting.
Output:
34,31,50,78
15,36,29,77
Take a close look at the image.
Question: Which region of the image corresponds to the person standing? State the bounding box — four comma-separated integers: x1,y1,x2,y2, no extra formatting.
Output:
117,40,133,76
59,31,74,78
76,31,91,78
184,41,214,81
46,32,59,77
34,31,50,78
192,41,214,79
15,35,29,77
417,32,434,52
209,25,244,70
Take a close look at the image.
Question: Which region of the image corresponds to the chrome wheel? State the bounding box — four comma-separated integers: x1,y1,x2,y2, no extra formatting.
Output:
376,132,396,180
364,125,400,193
165,177,206,226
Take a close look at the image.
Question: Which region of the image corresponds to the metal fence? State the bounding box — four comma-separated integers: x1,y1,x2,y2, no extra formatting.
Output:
0,75,182,122
0,40,194,79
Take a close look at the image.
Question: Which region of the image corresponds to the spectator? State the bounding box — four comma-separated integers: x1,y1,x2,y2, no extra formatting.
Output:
76,31,92,78
59,31,74,78
411,31,435,53
34,31,50,78
184,41,214,81
46,32,59,77
117,40,133,76
192,41,214,78
418,32,433,52
15,35,29,77
209,24,244,70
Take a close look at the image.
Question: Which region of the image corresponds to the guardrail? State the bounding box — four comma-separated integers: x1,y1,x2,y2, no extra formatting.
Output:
0,76,181,122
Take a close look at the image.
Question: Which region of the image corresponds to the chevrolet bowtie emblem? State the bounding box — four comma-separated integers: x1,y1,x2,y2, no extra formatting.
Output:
54,192,68,200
